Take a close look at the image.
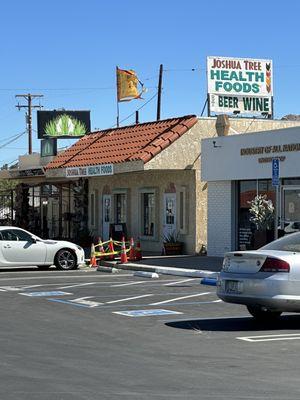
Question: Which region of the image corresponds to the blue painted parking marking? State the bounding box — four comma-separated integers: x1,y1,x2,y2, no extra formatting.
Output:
20,291,72,297
113,309,183,317
201,278,217,286
49,299,92,308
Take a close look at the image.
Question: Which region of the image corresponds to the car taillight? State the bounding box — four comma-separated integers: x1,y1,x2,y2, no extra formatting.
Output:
259,257,290,273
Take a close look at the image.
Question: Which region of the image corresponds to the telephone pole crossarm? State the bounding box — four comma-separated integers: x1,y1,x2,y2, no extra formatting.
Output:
15,94,43,154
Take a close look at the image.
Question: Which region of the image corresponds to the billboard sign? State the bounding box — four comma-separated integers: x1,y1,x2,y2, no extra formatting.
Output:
207,56,273,116
37,110,91,139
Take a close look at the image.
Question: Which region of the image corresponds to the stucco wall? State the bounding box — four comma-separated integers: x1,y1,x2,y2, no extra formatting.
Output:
207,181,233,257
145,117,300,253
88,170,196,254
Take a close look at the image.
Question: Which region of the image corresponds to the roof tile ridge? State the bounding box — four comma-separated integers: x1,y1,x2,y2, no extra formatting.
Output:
88,114,197,135
128,115,197,162
47,131,107,169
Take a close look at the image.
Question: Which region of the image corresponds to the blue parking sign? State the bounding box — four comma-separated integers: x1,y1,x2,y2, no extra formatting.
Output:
272,158,280,187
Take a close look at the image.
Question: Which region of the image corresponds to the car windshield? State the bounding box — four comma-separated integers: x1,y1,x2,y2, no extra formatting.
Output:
261,232,300,252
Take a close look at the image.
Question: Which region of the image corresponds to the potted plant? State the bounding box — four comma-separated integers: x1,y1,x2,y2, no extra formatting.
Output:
163,230,184,255
248,194,275,249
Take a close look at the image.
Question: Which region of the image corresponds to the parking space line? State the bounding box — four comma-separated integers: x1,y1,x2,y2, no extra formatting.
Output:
105,294,153,304
58,282,97,289
237,333,300,342
111,281,146,287
164,279,195,286
149,292,211,305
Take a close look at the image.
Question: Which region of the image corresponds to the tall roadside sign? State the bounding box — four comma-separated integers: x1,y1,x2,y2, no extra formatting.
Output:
272,158,280,187
272,158,280,239
207,56,273,118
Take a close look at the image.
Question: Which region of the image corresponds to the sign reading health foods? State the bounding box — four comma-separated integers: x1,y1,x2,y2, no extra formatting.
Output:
207,56,273,116
66,164,114,178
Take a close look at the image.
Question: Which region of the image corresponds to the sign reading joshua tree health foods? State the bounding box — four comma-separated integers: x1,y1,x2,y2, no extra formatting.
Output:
207,56,273,117
37,110,91,139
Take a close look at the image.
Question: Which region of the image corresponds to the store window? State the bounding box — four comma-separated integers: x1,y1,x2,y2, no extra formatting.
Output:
238,179,275,250
141,192,155,236
114,193,126,223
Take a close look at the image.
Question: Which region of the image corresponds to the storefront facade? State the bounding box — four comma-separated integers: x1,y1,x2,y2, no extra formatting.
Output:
202,125,300,256
4,115,300,254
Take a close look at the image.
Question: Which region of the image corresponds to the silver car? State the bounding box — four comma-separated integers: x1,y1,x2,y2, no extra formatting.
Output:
217,232,300,321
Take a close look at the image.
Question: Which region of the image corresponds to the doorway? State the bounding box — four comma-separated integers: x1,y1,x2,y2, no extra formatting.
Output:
281,186,300,234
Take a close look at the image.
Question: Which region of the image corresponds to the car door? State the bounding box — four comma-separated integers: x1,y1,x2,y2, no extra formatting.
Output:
0,229,47,266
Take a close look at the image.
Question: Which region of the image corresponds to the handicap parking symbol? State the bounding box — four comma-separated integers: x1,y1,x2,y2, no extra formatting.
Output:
113,309,183,317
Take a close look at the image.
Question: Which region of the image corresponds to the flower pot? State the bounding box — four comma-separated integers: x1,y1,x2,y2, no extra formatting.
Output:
163,242,183,255
253,231,267,250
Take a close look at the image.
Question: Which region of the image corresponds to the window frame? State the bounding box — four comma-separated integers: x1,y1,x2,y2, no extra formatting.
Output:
139,188,158,241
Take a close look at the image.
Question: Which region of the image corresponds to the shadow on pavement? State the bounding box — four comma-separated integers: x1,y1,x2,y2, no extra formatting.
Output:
165,314,300,332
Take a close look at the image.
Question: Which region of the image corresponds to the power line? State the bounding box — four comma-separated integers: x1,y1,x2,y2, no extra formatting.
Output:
0,131,27,150
113,92,158,127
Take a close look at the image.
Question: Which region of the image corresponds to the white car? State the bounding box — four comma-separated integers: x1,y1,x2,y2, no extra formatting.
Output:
0,227,85,270
217,232,300,321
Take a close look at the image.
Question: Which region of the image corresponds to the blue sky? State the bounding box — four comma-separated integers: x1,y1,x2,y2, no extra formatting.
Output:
0,0,300,165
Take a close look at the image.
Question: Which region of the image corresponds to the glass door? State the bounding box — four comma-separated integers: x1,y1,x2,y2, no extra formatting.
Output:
281,186,300,234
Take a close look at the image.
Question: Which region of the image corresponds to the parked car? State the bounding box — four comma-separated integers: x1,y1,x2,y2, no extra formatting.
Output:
217,231,300,321
284,221,300,234
0,227,85,270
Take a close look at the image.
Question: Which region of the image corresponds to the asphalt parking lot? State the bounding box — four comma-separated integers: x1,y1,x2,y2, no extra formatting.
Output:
1,267,300,400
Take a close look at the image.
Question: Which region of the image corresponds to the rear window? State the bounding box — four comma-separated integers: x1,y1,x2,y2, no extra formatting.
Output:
261,232,300,252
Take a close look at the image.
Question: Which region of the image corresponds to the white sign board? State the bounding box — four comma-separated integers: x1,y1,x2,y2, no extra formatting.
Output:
66,164,114,178
207,56,273,116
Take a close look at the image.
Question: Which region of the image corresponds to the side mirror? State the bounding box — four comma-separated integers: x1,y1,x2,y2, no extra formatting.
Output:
30,237,37,244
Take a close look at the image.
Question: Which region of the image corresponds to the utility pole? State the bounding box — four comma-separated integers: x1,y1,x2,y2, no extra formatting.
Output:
15,94,43,154
156,64,163,121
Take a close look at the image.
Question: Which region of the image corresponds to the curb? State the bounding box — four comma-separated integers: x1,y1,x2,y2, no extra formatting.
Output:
99,260,218,279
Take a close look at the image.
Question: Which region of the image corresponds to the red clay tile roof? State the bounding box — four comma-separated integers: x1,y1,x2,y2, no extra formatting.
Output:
46,115,198,170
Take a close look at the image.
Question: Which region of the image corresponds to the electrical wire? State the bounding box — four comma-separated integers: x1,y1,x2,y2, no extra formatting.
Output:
112,92,158,127
0,131,27,150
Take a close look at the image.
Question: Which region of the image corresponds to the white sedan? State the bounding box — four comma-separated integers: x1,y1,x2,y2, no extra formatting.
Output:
217,232,300,321
0,227,85,270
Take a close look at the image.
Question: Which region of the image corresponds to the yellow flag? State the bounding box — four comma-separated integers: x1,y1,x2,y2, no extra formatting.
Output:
117,67,143,102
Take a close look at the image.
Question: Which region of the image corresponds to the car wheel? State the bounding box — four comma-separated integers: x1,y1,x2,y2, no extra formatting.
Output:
247,305,282,321
54,249,78,271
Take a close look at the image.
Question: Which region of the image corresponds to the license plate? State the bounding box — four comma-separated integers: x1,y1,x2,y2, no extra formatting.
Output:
225,280,243,294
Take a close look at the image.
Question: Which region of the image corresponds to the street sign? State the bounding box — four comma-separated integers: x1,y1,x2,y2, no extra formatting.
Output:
272,158,280,187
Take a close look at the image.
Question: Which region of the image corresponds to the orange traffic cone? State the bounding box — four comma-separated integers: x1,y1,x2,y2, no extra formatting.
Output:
129,237,135,261
120,236,128,264
108,238,115,260
90,243,98,267
135,238,142,261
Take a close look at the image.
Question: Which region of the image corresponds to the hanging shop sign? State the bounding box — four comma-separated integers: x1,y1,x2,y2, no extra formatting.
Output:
41,138,57,157
66,164,114,178
207,56,273,116
37,110,91,139
18,168,45,177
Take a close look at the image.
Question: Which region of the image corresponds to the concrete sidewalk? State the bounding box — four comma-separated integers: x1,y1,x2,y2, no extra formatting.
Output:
100,255,223,276
130,254,223,272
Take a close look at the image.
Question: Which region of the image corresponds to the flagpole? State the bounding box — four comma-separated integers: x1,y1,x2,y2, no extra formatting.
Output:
116,66,120,127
